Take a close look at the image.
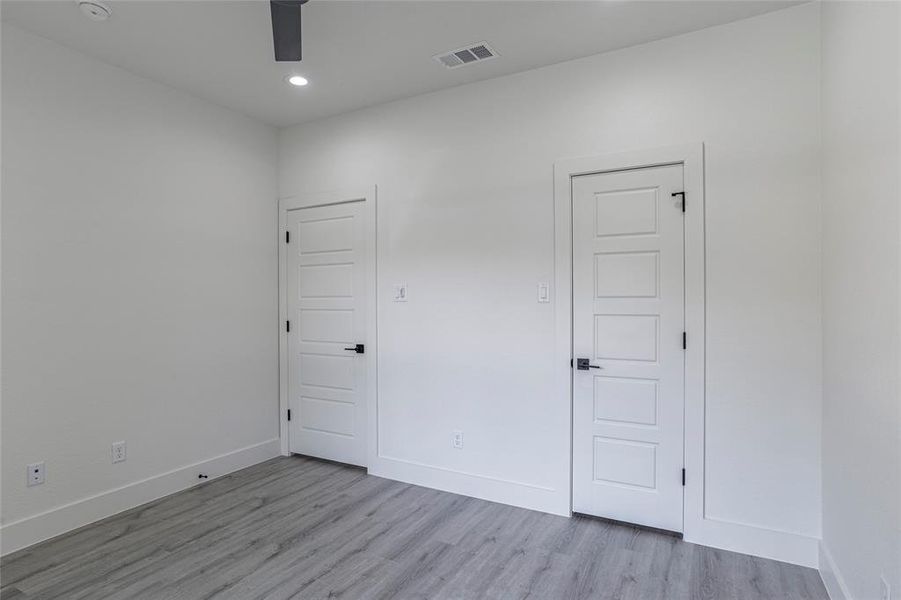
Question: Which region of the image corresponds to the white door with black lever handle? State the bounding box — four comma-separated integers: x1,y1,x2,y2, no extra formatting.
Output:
286,200,368,466
571,164,686,533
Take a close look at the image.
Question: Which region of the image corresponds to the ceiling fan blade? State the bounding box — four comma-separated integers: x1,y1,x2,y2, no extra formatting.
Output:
270,0,308,62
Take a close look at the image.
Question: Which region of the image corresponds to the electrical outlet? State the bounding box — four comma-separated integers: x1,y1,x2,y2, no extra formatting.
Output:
27,462,45,486
452,430,463,449
111,441,127,463
881,575,891,600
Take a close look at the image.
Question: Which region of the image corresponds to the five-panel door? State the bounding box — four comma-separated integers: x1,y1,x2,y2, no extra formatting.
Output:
287,201,368,466
571,164,686,532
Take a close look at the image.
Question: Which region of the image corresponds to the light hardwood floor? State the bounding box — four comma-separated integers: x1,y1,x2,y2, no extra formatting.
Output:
0,456,827,599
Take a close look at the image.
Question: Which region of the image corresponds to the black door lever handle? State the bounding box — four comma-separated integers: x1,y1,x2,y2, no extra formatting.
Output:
344,344,365,354
576,358,601,371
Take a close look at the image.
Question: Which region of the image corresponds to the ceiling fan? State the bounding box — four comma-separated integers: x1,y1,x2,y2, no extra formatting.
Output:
270,0,309,62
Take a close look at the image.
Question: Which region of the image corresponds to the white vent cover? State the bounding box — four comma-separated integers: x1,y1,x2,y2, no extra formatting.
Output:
433,42,498,69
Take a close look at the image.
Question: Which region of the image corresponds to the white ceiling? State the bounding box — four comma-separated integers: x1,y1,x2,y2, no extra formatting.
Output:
1,0,801,127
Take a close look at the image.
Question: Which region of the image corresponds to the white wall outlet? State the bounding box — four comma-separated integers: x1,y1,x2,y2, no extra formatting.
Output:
111,441,127,463
27,462,45,486
881,575,891,600
393,283,408,302
537,282,550,303
452,430,464,449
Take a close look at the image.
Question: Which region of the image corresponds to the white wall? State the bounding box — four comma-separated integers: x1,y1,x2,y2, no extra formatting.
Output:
819,2,900,598
1,24,280,553
280,3,822,565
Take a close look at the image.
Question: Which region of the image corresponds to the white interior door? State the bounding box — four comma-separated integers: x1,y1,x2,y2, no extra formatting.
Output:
287,201,368,466
571,164,685,532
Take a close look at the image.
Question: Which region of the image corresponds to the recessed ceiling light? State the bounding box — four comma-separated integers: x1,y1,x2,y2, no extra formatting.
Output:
286,75,308,87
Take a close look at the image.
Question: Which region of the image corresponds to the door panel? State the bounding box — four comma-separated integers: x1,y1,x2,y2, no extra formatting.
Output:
593,376,658,426
593,314,659,362
572,164,685,532
298,263,353,298
594,252,658,298
287,201,367,466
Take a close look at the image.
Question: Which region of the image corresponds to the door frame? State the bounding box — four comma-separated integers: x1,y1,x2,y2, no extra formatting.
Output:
277,186,378,460
553,144,705,538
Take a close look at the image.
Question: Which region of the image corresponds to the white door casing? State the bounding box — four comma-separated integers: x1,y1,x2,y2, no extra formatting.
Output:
571,164,685,532
280,189,376,467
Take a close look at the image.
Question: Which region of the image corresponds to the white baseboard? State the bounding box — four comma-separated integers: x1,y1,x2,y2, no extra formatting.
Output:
684,516,820,568
818,541,851,600
371,455,819,568
2,441,822,573
368,455,570,517
0,438,281,556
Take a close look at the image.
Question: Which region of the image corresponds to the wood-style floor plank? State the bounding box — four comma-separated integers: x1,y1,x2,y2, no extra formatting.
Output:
1,456,827,599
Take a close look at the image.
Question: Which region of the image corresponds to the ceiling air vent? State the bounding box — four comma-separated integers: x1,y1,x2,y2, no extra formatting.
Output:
433,42,498,69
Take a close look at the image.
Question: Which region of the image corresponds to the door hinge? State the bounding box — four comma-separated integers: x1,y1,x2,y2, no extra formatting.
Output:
286,320,290,333
286,231,290,243
287,409,292,421
672,191,685,213
682,331,687,350
570,358,573,368
682,468,686,486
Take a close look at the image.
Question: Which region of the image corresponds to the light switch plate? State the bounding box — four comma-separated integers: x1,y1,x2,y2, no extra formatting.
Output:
393,283,408,302
537,282,550,303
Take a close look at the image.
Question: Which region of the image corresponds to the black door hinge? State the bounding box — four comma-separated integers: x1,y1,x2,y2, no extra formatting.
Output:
286,320,290,333
682,468,686,486
287,409,292,421
570,358,573,368
672,191,685,213
286,231,290,243
682,331,687,350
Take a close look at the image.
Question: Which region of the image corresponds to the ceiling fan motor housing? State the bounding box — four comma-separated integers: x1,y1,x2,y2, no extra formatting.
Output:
78,0,112,22
270,0,309,62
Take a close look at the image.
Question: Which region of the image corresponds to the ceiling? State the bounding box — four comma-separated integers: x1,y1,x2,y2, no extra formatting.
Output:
1,0,801,127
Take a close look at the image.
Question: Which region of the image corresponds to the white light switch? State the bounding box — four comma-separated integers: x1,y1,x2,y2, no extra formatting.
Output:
393,283,408,302
537,282,550,303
